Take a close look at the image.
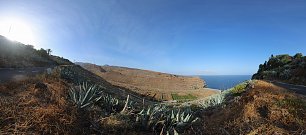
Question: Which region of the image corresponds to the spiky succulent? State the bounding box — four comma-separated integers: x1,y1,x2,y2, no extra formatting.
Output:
162,108,199,135
198,93,225,109
68,82,103,109
99,94,125,114
136,105,166,130
136,105,198,135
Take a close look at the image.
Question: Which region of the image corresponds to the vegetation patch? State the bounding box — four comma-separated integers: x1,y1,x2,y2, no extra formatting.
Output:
252,53,306,85
192,80,306,135
171,93,197,101
228,81,249,96
276,97,306,118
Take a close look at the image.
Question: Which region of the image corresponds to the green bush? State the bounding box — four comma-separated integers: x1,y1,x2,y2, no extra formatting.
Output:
229,81,248,96
198,80,254,109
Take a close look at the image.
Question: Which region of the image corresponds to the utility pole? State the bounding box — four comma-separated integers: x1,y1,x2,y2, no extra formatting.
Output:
8,24,12,34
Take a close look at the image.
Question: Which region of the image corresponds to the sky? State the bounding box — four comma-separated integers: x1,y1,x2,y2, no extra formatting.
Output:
0,0,306,75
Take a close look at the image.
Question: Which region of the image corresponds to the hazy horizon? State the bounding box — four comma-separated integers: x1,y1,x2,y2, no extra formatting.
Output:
1,0,306,75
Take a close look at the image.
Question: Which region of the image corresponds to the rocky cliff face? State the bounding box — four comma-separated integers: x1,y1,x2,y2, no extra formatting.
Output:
252,53,306,85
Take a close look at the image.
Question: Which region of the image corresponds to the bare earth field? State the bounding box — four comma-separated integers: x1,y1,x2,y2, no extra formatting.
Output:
77,63,219,101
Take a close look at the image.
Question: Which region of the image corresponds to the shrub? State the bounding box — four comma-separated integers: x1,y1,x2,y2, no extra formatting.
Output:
198,80,254,109
229,81,248,96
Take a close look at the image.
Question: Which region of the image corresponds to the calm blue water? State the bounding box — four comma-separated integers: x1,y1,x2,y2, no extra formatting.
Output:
200,75,252,90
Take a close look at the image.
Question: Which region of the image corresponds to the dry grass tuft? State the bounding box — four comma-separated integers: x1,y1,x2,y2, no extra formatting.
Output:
193,80,306,135
0,75,82,134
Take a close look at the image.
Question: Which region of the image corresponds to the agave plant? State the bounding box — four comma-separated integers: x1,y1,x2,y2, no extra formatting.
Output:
99,94,125,114
136,105,166,130
136,105,198,135
68,82,103,109
162,108,199,135
198,93,225,109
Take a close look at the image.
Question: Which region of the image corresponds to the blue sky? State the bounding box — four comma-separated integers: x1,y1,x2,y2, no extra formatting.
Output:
0,0,306,75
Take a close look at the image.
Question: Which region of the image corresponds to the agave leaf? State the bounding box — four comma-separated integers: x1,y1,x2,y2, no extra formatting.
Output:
139,109,145,114
181,111,185,121
81,102,92,108
171,110,175,119
191,117,199,123
184,114,191,122
147,107,151,115
81,85,94,105
176,109,180,122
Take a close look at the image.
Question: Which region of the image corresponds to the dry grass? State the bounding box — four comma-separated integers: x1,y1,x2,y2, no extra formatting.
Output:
0,76,84,134
0,73,152,134
2,74,305,135
192,80,306,135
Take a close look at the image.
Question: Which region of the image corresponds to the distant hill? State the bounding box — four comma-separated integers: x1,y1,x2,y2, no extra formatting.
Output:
252,53,306,85
0,35,72,68
76,62,219,101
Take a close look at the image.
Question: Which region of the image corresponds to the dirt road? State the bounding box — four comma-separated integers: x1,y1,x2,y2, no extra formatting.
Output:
0,67,50,83
271,81,306,95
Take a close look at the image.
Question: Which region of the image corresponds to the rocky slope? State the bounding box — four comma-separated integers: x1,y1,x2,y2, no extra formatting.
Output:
76,62,218,101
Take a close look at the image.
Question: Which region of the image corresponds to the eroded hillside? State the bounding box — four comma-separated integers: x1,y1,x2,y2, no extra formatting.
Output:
77,62,219,101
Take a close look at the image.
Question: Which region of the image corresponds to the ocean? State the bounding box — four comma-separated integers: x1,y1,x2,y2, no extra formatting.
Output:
199,75,252,90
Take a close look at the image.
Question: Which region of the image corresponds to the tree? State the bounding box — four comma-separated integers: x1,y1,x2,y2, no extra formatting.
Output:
47,49,52,55
37,48,48,57
294,53,303,59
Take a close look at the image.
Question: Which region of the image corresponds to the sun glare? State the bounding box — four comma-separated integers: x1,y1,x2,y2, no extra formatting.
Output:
0,17,36,46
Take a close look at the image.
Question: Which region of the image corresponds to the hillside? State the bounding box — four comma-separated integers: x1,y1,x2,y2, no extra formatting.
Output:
252,53,306,85
194,80,306,134
76,62,219,101
1,73,305,134
0,35,72,68
56,65,156,103
0,35,154,103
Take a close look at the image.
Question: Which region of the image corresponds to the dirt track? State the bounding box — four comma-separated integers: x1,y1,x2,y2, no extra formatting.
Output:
271,81,306,95
0,67,49,83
